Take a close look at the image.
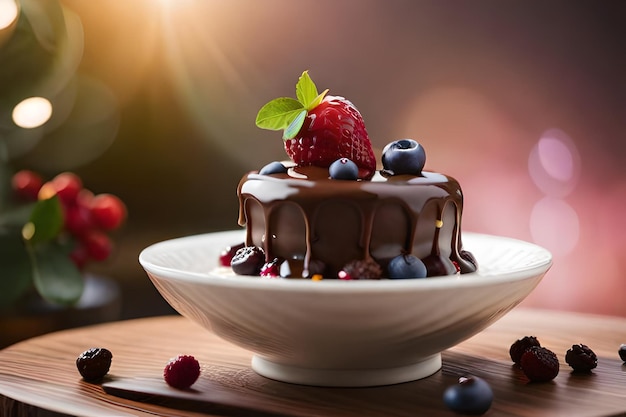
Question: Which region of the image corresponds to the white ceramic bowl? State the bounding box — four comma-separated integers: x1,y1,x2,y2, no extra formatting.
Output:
139,230,551,387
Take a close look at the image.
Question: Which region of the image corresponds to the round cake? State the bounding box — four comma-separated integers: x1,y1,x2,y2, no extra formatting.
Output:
221,70,477,280
237,165,477,278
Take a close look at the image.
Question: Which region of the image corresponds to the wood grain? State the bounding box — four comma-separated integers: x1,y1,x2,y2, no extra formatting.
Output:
1,309,626,417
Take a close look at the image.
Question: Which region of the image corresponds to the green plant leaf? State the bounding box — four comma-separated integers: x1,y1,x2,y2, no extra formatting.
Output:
0,232,33,309
283,109,307,140
255,97,304,131
296,70,319,108
309,89,329,110
25,196,63,245
30,241,83,306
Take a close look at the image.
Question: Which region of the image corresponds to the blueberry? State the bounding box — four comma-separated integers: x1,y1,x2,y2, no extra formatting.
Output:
381,139,426,175
619,344,626,362
387,254,427,279
329,158,359,180
443,376,493,415
259,161,287,175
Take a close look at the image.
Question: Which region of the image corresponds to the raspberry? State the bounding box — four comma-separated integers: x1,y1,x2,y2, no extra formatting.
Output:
338,258,382,280
565,344,597,372
76,347,113,381
260,258,283,277
509,336,541,365
520,346,559,382
163,355,200,389
218,242,245,267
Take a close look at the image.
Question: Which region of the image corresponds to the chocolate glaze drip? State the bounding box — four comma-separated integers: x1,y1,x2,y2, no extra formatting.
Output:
237,166,477,278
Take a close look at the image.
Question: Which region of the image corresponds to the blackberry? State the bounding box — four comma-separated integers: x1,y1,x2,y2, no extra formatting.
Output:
76,347,112,381
520,346,559,382
565,344,597,372
509,336,541,365
230,246,265,275
338,258,382,280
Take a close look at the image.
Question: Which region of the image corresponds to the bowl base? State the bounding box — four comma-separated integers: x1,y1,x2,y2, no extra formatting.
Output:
251,353,442,387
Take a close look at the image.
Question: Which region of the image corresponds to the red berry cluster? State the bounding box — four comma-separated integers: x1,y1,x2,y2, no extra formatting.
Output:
11,170,127,269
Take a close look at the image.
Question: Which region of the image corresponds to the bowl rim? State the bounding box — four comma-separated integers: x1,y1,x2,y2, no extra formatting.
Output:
139,231,552,293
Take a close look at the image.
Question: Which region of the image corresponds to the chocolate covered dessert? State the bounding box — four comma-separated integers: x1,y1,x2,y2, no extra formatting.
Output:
221,71,477,280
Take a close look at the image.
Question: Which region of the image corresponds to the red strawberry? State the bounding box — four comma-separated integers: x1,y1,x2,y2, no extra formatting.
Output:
256,71,376,179
285,95,376,179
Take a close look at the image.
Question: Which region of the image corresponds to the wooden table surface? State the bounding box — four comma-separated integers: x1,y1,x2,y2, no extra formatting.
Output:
1,308,625,417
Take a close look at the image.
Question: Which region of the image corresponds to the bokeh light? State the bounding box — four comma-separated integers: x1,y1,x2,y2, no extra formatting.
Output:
528,129,580,198
0,0,18,30
12,97,53,129
529,197,580,257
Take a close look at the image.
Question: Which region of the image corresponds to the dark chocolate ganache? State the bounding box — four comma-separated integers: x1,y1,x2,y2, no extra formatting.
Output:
237,166,477,278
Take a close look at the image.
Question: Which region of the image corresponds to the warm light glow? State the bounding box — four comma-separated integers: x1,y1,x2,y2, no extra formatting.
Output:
528,129,580,198
530,197,580,257
12,97,53,129
0,0,18,30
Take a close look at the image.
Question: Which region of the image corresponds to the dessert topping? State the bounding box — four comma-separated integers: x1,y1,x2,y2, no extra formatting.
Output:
256,71,376,179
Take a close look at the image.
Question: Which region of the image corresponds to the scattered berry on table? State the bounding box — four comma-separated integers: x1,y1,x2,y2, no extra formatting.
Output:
387,254,427,279
520,346,559,382
619,344,626,362
565,344,597,372
163,355,200,389
230,246,265,275
381,138,426,176
329,158,359,180
509,336,541,365
443,375,493,415
76,347,113,381
338,259,382,280
218,242,245,267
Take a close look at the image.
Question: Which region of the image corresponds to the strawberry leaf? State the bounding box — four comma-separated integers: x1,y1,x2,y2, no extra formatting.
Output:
296,70,319,109
255,97,303,131
24,196,63,245
283,109,307,140
309,88,329,110
30,241,84,306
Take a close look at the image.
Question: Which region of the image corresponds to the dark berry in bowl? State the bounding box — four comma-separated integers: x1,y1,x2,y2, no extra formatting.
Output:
259,161,288,175
231,246,265,275
260,258,283,277
443,375,493,415
520,346,559,382
387,254,427,279
565,344,597,372
329,158,359,180
381,139,426,176
219,242,245,267
509,336,541,365
338,259,382,280
619,344,626,362
164,354,200,389
76,347,113,381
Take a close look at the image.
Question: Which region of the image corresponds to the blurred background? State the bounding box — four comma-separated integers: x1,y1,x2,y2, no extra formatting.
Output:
2,0,625,320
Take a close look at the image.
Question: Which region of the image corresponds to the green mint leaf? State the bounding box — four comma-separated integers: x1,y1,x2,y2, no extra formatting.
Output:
283,109,307,140
31,241,84,306
256,97,304,131
309,88,329,110
296,70,319,109
25,195,63,245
